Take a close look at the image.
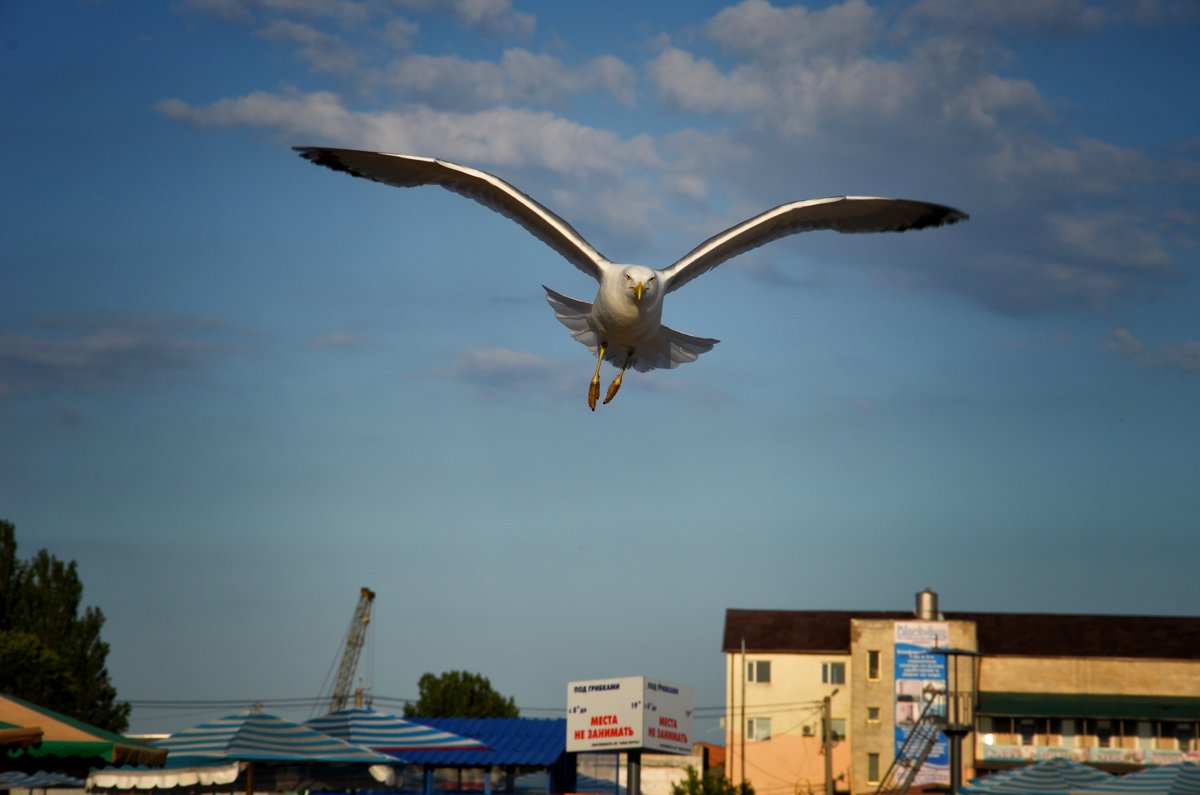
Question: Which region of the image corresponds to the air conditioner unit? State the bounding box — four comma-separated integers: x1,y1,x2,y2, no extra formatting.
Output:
802,725,814,736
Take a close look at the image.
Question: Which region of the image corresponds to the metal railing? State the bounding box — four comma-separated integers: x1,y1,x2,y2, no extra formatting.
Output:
873,692,947,795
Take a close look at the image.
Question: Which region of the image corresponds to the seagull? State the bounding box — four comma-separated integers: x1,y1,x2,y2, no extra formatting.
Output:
295,147,968,409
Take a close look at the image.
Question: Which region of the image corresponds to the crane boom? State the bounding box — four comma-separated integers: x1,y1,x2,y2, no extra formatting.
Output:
329,587,375,712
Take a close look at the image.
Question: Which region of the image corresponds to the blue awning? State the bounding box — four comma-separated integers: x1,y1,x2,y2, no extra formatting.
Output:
390,718,565,767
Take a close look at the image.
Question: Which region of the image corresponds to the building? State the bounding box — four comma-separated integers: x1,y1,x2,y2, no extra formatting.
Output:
722,591,1200,795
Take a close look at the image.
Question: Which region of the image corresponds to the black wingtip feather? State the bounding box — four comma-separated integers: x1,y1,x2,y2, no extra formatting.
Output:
294,146,368,180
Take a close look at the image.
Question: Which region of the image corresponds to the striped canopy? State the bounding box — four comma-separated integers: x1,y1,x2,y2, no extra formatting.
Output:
963,758,1115,794
1074,763,1200,795
155,710,395,764
304,708,486,753
0,770,86,788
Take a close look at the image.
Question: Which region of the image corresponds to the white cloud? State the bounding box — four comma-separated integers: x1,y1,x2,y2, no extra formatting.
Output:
159,90,657,178
392,0,534,37
179,0,257,25
181,0,373,26
1106,328,1146,359
0,315,227,401
984,138,1155,196
260,0,371,24
379,17,419,51
1161,340,1200,373
430,346,567,399
648,47,770,114
706,0,881,63
896,0,1108,38
1049,213,1171,272
387,49,637,109
453,0,534,36
257,19,362,75
1106,329,1200,375
159,0,1199,320
944,74,1049,130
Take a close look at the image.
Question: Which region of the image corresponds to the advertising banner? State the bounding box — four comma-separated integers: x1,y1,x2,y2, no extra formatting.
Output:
895,622,950,786
566,676,693,754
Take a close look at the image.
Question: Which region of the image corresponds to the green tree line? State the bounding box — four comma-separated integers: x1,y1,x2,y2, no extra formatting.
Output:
0,519,130,732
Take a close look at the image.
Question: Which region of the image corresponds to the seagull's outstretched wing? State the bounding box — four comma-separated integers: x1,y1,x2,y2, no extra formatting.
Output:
294,147,612,280
660,196,968,294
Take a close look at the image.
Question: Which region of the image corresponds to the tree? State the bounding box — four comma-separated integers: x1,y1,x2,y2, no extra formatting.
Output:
0,519,131,732
671,767,754,795
403,670,519,718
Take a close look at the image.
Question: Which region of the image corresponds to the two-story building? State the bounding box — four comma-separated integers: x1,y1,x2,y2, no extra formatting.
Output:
723,591,1200,795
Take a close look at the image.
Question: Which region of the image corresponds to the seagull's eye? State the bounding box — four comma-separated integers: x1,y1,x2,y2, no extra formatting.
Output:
625,273,632,281
648,276,656,283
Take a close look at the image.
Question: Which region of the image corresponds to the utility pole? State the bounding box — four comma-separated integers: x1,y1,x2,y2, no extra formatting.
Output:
823,689,839,795
741,638,747,790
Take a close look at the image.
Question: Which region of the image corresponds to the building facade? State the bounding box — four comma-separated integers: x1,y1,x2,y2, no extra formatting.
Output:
723,591,1200,795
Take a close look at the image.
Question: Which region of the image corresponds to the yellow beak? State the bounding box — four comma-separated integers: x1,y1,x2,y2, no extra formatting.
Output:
634,281,645,301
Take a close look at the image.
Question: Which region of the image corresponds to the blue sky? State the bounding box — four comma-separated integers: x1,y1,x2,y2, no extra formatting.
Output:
2,0,1198,736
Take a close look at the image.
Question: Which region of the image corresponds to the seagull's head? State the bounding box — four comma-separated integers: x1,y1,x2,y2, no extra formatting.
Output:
621,265,659,304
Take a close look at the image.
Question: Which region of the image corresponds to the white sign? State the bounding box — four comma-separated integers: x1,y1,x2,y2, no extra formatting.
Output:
566,676,693,754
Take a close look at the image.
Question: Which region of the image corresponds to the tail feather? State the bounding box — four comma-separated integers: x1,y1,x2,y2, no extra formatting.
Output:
543,285,601,350
543,285,718,372
628,326,719,372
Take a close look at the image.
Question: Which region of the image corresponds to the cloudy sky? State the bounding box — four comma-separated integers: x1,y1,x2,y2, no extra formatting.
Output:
3,0,1198,735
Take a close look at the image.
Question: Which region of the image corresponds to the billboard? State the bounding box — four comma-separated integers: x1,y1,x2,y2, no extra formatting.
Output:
894,622,950,786
566,676,693,754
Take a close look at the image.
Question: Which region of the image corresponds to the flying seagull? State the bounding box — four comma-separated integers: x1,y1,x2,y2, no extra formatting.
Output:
295,147,968,410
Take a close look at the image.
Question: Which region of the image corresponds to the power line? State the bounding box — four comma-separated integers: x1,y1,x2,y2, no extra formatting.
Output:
127,694,821,717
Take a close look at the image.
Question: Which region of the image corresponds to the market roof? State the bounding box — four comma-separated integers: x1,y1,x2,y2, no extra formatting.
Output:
978,692,1200,720
390,718,564,767
0,692,165,767
722,610,1200,660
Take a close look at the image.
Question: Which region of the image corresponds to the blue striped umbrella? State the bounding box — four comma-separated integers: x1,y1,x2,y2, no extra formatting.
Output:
0,770,87,788
963,758,1115,794
1074,762,1200,795
304,708,486,753
155,710,395,764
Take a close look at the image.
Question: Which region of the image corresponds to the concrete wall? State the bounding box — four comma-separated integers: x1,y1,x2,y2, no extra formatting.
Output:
980,657,1200,696
725,650,852,795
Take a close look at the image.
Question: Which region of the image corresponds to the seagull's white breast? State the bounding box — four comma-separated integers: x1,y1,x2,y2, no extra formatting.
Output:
590,269,664,347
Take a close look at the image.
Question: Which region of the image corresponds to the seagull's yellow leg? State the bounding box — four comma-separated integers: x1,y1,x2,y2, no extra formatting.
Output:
588,342,606,411
604,350,634,405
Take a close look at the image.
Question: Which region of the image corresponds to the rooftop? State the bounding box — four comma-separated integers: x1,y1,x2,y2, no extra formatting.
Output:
721,609,1200,660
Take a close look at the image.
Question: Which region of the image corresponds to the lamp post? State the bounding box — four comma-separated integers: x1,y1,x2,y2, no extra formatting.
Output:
931,648,982,795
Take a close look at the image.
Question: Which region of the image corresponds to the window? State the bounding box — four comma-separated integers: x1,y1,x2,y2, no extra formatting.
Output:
867,707,881,723
820,718,846,741
1095,720,1114,748
867,650,881,681
747,660,771,683
1174,721,1195,752
867,753,881,784
747,717,772,741
1136,721,1154,750
1017,719,1037,746
1061,719,1079,748
822,661,846,685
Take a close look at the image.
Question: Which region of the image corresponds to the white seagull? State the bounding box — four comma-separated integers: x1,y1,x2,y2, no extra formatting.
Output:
295,147,968,410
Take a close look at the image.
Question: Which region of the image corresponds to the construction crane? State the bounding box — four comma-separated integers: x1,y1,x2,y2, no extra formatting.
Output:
324,587,376,713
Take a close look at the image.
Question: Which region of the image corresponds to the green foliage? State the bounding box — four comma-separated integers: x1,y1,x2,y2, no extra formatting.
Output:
671,766,755,795
403,670,519,718
0,519,131,732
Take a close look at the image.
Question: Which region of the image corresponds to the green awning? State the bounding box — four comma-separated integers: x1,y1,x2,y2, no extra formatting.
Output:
978,692,1200,720
7,739,120,762
0,692,165,767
